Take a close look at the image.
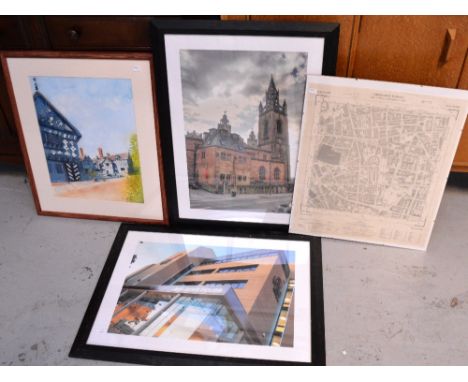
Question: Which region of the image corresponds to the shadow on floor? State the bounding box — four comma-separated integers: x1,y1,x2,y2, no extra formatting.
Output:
447,173,468,190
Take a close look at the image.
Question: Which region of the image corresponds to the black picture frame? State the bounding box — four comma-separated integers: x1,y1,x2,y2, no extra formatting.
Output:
69,223,325,366
151,19,340,230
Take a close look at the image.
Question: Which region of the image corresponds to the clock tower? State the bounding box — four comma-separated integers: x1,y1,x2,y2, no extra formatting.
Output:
257,75,290,181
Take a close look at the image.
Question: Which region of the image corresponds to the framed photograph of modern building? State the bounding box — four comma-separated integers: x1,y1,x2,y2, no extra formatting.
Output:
151,19,339,227
1,51,167,223
69,224,324,365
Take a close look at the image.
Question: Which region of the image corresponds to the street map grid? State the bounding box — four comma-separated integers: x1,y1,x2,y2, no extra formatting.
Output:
290,77,467,249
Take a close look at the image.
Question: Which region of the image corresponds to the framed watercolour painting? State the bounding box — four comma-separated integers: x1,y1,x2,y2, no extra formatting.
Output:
151,19,339,228
1,51,167,223
69,224,324,365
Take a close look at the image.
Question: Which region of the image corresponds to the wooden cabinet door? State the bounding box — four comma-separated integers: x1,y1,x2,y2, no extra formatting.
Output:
351,16,468,172
44,16,154,50
452,58,468,172
44,16,220,51
350,16,468,88
249,16,356,77
0,72,22,164
0,16,29,49
453,126,468,172
0,17,32,164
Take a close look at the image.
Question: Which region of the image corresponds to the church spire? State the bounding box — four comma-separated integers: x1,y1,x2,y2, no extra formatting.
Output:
268,74,276,91
33,77,38,92
265,74,280,111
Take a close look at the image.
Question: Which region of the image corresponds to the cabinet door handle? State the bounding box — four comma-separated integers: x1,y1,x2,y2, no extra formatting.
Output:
67,28,81,42
439,28,457,64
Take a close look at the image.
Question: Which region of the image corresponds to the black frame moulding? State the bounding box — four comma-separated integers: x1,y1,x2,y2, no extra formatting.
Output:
69,223,325,366
151,19,340,230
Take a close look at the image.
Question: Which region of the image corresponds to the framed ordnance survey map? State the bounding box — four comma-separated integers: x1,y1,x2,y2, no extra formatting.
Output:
290,76,468,250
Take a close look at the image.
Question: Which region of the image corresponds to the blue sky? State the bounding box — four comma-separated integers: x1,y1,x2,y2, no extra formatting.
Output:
31,76,137,157
128,241,295,272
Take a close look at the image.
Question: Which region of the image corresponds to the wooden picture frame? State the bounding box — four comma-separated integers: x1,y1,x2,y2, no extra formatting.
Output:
69,223,325,365
1,51,168,224
151,19,339,229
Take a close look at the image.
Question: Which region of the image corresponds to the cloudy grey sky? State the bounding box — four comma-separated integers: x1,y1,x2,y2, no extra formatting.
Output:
180,50,307,176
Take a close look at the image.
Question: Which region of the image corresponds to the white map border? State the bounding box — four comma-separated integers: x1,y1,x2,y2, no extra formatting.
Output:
290,75,468,250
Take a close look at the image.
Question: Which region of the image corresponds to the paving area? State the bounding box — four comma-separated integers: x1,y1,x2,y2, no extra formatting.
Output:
0,166,467,365
189,188,292,212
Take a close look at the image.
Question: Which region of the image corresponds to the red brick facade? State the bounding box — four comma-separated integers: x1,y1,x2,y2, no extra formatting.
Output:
191,145,288,194
185,76,290,194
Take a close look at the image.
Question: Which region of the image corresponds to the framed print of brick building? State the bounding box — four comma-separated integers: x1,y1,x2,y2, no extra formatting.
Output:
152,19,339,228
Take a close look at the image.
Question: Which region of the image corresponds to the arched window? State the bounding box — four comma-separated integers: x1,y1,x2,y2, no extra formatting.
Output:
259,166,266,181
263,120,269,140
276,119,282,135
274,167,280,180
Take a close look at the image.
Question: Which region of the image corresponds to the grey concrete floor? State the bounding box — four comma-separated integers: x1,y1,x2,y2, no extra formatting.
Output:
0,168,467,365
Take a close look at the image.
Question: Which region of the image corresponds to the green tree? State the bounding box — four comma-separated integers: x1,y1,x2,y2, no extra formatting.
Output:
127,152,134,174
129,133,140,175
126,133,144,203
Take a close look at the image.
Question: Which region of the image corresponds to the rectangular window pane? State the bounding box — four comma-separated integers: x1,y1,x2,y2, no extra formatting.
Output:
217,265,258,273
204,280,247,289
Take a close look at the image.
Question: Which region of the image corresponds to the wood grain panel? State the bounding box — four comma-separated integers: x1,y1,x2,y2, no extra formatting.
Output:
351,16,468,88
458,51,468,90
452,123,468,172
0,55,21,164
451,43,468,172
220,16,249,21
250,15,355,77
0,16,29,49
19,16,51,49
44,16,154,50
0,17,27,155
